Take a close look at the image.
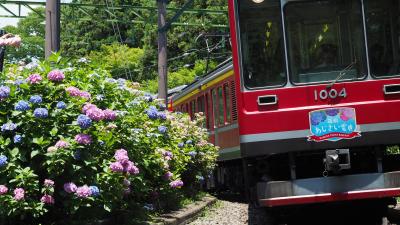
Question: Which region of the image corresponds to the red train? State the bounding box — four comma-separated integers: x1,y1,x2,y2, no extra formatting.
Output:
171,0,400,223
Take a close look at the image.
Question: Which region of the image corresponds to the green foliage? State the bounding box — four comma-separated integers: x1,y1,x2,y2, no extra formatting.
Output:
0,54,218,224
88,43,144,80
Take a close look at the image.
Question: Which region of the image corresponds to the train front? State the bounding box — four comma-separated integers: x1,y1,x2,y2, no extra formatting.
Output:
228,0,400,211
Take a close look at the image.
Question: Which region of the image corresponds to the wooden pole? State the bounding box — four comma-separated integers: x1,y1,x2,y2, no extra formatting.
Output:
45,0,61,58
157,0,168,105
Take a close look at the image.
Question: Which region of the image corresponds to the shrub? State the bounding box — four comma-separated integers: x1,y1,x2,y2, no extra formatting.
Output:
0,53,218,224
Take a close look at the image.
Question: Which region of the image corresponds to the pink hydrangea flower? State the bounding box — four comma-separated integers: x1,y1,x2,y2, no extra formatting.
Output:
64,182,77,193
103,109,117,121
13,188,25,201
79,91,91,100
74,134,92,145
40,194,55,204
110,162,124,172
47,70,65,82
114,149,129,163
44,179,54,187
82,103,97,114
27,74,42,84
86,107,104,121
66,87,81,97
55,140,69,149
123,161,139,175
169,180,184,188
75,185,92,198
0,185,8,195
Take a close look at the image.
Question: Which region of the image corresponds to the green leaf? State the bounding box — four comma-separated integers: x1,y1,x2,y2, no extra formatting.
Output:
10,148,19,157
31,150,39,158
104,204,111,212
50,127,58,136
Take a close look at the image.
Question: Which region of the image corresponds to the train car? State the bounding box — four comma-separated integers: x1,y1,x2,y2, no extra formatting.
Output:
172,0,400,223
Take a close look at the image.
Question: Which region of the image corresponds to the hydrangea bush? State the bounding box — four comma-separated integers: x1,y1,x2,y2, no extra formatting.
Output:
0,54,218,224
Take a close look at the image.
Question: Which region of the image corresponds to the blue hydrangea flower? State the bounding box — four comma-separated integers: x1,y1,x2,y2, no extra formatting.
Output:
0,86,10,99
89,186,100,197
1,122,17,132
186,140,193,145
14,79,25,86
56,101,67,109
146,106,158,120
77,114,92,129
105,78,117,83
144,94,153,102
73,150,81,160
117,78,126,86
34,108,48,118
29,95,42,104
13,135,22,144
189,151,197,157
158,103,166,110
158,112,167,120
178,142,184,148
0,155,8,167
15,100,30,111
158,126,167,134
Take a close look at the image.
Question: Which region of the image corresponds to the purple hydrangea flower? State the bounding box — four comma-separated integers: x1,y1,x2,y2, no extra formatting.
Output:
13,188,25,201
27,74,42,84
15,100,30,111
114,149,129,163
47,70,65,82
0,185,8,195
169,180,184,188
13,135,22,143
66,87,81,97
178,142,184,148
164,171,173,180
86,107,104,121
124,161,139,175
1,122,17,132
103,109,117,121
40,194,55,204
55,140,69,148
89,186,100,197
56,101,67,109
64,182,77,193
158,126,167,134
110,162,124,172
75,185,92,198
29,95,42,104
163,151,173,161
188,151,197,157
77,114,92,129
0,86,10,99
44,179,55,187
157,112,167,120
34,108,48,118
74,134,92,145
0,155,8,167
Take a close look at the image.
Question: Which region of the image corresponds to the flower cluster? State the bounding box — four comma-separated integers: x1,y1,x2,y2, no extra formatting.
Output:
77,114,92,129
15,100,30,111
169,180,184,189
146,106,166,120
74,134,92,145
47,70,65,82
29,95,42,104
14,188,25,201
109,149,139,175
66,86,91,100
63,183,99,198
0,34,21,47
0,86,10,99
27,74,42,84
1,122,17,132
0,155,8,167
33,108,48,118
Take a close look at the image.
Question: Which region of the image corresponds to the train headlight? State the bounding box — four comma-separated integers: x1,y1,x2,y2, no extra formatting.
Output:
252,0,264,3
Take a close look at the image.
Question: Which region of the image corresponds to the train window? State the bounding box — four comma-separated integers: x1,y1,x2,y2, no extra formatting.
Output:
218,87,224,126
237,0,286,89
212,89,218,128
284,0,367,84
190,100,195,119
197,96,205,113
223,83,231,124
365,0,400,78
206,93,213,129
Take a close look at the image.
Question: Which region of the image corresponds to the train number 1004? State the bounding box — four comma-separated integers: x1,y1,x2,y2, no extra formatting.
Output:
314,88,347,101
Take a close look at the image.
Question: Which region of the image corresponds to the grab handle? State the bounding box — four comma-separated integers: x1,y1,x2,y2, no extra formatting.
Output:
384,84,400,95
258,95,278,106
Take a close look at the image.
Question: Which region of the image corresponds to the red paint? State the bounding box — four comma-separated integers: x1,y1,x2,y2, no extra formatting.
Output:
260,188,400,207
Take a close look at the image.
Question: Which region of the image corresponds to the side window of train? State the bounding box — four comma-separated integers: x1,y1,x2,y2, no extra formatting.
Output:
223,83,231,124
218,86,224,126
190,100,196,119
212,88,218,128
365,0,400,78
206,93,212,129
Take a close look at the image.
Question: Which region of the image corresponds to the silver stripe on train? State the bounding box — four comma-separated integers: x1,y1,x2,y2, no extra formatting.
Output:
240,122,400,143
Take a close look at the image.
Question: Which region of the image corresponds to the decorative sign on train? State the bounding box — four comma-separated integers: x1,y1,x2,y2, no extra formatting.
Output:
308,107,361,142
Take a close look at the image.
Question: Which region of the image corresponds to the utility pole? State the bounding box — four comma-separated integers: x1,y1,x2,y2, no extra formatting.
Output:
45,0,61,58
157,0,168,105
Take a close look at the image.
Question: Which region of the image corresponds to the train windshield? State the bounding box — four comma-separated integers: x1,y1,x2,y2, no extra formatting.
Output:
237,0,286,88
284,0,368,84
365,0,400,78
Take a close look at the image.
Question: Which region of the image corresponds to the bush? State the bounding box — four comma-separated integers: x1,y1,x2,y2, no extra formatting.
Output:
0,53,218,224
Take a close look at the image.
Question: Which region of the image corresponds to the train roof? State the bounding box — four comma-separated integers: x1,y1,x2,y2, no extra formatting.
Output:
171,58,233,103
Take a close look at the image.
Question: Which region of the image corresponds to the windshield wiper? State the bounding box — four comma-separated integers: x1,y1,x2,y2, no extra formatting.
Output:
326,60,357,89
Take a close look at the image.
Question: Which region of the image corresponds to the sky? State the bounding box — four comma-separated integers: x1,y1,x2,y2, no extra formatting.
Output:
0,0,72,28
